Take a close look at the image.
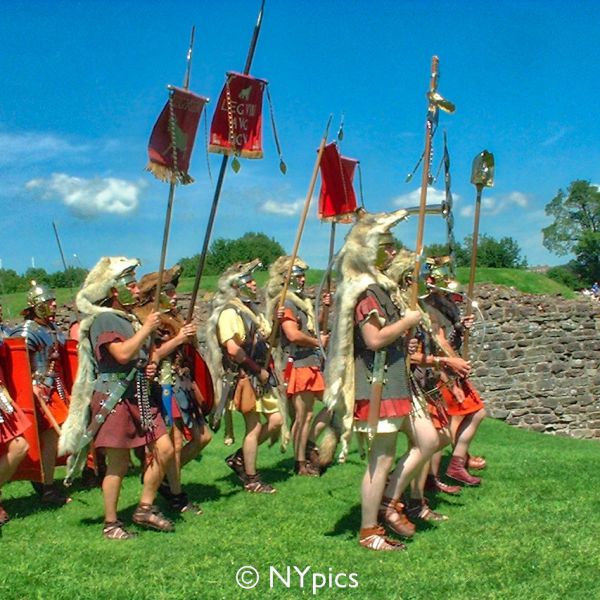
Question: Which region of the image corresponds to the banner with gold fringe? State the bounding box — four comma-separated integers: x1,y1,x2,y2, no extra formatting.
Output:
147,86,208,185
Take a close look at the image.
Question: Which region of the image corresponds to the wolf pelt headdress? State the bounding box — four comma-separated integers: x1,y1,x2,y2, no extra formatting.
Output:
265,256,315,372
58,256,140,458
321,209,409,463
203,258,290,449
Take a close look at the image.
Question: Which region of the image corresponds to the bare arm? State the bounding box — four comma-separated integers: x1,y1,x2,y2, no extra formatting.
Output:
224,338,269,384
152,323,197,361
360,309,422,352
106,312,160,365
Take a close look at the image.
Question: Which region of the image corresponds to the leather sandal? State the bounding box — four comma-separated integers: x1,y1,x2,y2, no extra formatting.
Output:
294,460,320,477
425,474,462,495
378,496,416,538
406,498,448,522
170,492,203,515
306,440,321,469
103,520,137,540
225,449,246,482
132,503,175,532
0,503,9,526
359,525,406,551
467,453,487,470
243,474,276,494
41,485,72,507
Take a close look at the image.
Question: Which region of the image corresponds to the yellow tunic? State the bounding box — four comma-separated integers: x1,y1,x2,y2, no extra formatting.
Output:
217,307,279,414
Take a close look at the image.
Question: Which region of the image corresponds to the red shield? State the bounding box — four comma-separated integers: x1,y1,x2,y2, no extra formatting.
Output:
0,338,44,482
184,345,214,415
59,339,79,396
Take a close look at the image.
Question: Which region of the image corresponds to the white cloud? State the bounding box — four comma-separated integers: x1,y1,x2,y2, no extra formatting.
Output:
26,173,146,218
259,198,304,217
460,190,530,218
392,186,450,208
0,131,89,166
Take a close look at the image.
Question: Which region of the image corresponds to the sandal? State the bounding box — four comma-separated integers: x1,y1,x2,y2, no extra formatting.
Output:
225,449,246,482
467,454,487,470
406,498,448,522
359,526,406,551
157,481,175,501
103,520,137,540
306,441,321,469
41,485,72,507
378,496,415,538
170,492,203,515
0,503,9,527
294,460,320,477
243,474,276,494
132,503,175,532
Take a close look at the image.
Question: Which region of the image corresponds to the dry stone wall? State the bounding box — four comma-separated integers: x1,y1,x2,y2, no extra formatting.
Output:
469,284,600,439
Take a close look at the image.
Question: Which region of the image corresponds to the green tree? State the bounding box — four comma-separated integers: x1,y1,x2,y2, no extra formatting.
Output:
458,234,527,269
178,232,286,276
543,180,600,284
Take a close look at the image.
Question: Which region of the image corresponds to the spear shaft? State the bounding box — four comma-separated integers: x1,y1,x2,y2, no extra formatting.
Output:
152,27,196,315
410,56,439,310
186,1,266,323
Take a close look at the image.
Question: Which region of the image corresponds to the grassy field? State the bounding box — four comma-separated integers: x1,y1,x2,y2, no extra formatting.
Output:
1,417,599,600
0,268,574,319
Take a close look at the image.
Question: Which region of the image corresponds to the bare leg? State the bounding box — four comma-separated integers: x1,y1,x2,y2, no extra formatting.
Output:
292,393,315,461
181,422,211,467
386,410,438,500
361,432,397,529
0,436,29,487
242,412,262,477
165,426,183,495
102,447,130,523
140,433,174,506
257,411,283,446
308,404,329,443
453,409,486,458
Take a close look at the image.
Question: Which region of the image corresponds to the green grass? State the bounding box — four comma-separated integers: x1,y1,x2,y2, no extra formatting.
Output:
1,418,599,599
455,267,575,298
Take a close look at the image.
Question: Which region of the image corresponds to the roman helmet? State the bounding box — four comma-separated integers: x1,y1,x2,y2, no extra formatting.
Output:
26,281,56,320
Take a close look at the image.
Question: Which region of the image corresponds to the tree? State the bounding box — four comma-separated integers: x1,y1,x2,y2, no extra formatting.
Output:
543,180,600,284
178,232,286,276
457,234,527,269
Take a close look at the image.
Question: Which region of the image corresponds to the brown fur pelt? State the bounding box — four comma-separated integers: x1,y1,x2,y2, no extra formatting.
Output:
137,264,182,305
321,209,409,463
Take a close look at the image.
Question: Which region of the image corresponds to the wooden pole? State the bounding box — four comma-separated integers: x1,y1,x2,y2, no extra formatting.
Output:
409,56,440,309
186,1,266,323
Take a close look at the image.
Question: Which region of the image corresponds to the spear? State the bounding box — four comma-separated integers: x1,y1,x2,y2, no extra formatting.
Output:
152,26,197,316
463,150,494,357
186,0,266,323
268,115,333,352
409,56,455,309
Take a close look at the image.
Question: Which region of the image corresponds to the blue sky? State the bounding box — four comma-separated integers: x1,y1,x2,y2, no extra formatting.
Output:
1,0,598,275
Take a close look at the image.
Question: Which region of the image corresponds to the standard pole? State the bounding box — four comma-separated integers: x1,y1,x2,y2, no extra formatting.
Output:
186,1,266,323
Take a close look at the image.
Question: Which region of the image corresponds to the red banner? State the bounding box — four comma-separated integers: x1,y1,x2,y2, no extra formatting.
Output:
208,72,266,159
318,142,358,222
147,86,208,185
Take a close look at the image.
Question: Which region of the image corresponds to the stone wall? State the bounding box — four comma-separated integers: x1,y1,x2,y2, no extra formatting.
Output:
469,284,600,439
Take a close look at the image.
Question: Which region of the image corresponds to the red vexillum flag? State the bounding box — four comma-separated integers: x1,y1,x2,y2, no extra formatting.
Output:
318,142,358,223
208,72,267,159
147,86,208,185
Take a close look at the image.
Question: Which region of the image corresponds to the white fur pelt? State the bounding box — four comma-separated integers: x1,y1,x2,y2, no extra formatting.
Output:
58,257,140,459
322,209,409,462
